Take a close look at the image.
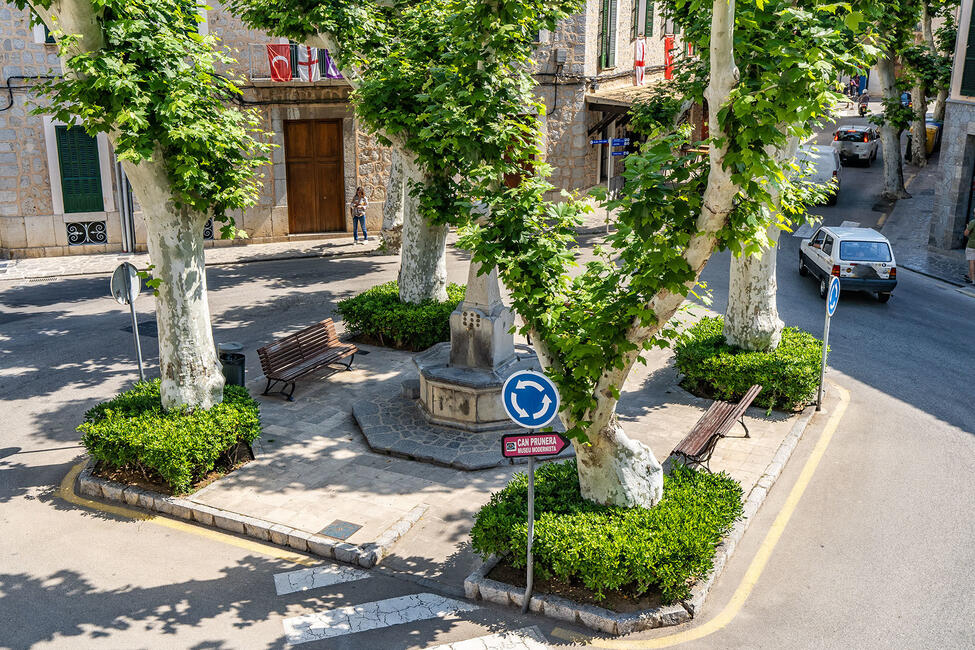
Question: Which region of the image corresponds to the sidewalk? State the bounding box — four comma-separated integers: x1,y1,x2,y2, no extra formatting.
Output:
0,235,384,282
880,154,968,287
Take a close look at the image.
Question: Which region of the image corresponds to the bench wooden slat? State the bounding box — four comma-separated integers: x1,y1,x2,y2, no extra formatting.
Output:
671,385,763,471
256,318,358,400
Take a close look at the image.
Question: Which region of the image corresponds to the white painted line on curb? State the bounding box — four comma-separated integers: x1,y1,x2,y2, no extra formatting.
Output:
274,564,370,596
840,220,860,228
423,626,550,650
282,593,479,645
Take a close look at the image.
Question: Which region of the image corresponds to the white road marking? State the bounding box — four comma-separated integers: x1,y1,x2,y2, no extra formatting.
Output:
840,220,860,228
793,224,815,239
282,593,478,645
273,564,370,596
423,626,550,649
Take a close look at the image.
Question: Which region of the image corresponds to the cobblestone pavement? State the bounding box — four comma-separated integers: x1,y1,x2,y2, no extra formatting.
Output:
880,154,969,288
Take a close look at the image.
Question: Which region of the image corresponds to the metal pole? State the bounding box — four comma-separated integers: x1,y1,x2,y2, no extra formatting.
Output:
605,120,615,235
522,454,535,613
816,313,830,411
124,271,145,382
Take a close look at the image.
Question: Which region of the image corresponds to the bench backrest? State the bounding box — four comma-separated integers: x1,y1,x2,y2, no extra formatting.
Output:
257,319,341,376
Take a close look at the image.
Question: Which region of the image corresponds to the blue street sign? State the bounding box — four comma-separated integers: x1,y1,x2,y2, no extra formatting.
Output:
502,370,560,429
612,151,629,156
611,138,630,146
590,139,608,145
826,276,841,317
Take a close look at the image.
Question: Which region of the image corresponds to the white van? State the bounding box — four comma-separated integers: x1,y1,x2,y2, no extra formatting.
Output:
798,226,897,302
795,145,842,206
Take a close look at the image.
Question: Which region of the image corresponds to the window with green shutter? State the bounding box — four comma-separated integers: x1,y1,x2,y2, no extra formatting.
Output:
961,9,975,96
645,2,654,37
55,125,104,213
600,0,618,68
632,1,655,38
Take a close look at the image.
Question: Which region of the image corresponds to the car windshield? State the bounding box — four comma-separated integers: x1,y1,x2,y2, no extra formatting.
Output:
839,240,891,262
836,131,864,142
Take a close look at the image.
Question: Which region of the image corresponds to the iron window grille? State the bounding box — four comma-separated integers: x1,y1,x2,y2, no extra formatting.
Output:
66,221,107,246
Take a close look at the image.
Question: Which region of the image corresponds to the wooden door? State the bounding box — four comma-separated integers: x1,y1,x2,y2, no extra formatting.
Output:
284,120,345,233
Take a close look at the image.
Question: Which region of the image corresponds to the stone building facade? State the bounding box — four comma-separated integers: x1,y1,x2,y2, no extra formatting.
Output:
931,0,975,249
0,1,680,258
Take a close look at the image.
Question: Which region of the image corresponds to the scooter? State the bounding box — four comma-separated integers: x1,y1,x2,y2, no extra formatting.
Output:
858,102,869,117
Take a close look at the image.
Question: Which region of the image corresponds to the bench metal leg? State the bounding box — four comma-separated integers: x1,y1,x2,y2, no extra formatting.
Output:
343,354,355,371
262,378,274,396
284,381,296,402
734,416,751,438
261,378,297,401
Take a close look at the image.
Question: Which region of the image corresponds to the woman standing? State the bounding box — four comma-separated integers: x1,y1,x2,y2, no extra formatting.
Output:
351,187,368,243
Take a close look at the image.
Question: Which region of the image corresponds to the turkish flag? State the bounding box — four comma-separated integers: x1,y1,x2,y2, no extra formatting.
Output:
266,44,291,82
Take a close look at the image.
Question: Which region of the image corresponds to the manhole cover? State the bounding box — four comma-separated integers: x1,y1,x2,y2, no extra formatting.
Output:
319,520,362,540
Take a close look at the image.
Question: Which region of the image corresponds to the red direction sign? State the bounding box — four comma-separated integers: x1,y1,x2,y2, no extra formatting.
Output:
501,432,570,458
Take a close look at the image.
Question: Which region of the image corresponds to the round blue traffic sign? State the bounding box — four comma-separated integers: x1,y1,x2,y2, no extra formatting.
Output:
826,276,841,317
501,370,560,429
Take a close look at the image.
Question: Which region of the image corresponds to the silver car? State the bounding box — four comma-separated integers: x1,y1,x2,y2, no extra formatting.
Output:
798,226,897,303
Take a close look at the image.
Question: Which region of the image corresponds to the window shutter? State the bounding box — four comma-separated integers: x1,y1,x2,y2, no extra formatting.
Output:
645,3,654,37
600,0,610,68
56,126,104,214
631,0,639,39
608,0,618,67
962,10,975,96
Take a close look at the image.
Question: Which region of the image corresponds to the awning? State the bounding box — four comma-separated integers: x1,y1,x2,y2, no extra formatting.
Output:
585,76,665,114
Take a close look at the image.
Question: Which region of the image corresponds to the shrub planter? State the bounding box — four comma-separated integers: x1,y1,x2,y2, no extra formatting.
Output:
464,407,816,634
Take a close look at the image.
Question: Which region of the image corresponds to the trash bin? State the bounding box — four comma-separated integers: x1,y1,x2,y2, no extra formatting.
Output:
217,342,245,387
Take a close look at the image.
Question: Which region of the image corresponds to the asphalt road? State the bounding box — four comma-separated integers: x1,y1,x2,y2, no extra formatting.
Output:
1,128,973,648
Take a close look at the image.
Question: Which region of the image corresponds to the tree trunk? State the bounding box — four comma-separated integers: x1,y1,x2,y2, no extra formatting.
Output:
724,224,784,351
398,156,449,304
877,54,911,200
572,415,663,508
380,147,405,252
123,157,225,410
29,0,224,410
909,83,928,167
933,89,947,122
723,136,797,352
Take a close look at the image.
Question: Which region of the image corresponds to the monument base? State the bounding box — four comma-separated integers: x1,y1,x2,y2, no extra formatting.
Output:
413,342,539,432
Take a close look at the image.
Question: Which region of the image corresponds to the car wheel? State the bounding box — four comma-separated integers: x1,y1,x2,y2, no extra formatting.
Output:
877,292,891,303
799,254,809,276
819,277,828,299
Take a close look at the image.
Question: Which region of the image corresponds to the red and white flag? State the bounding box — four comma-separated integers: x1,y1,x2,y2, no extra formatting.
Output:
633,37,647,86
266,44,291,82
297,45,321,82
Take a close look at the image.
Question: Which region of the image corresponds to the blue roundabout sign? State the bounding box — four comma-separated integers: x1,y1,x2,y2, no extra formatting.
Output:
501,370,560,429
826,276,841,317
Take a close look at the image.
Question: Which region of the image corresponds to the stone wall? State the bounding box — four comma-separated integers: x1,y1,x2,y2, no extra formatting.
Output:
930,99,975,249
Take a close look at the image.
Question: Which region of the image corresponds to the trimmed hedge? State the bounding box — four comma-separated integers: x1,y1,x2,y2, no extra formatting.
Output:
79,380,261,494
471,460,743,604
336,280,465,350
674,316,822,411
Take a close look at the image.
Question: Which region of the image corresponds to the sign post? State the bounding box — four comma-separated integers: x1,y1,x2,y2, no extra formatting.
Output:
500,370,563,613
111,262,145,381
817,276,840,411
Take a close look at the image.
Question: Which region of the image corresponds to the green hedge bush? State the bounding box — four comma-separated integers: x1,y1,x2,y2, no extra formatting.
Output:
471,459,743,604
674,316,822,411
336,280,465,350
79,380,261,494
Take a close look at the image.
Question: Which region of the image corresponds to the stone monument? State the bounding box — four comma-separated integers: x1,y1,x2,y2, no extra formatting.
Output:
413,262,535,431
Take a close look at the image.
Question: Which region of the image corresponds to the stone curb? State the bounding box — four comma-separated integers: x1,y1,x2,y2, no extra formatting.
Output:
463,405,818,635
76,460,428,569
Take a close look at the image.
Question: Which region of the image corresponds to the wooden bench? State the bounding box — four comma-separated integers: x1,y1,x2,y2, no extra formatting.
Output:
257,319,357,401
672,384,763,472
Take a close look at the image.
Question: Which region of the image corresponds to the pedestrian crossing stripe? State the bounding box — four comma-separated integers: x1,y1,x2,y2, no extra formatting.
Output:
282,593,479,645
423,626,550,649
274,564,370,596
793,224,814,239
840,220,860,228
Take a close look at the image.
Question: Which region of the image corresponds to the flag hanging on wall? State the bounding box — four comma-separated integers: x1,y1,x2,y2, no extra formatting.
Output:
266,44,291,82
322,49,343,79
297,45,321,82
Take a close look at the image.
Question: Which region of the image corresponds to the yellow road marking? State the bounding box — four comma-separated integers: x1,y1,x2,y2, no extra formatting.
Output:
552,382,850,648
875,214,887,227
59,461,318,567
